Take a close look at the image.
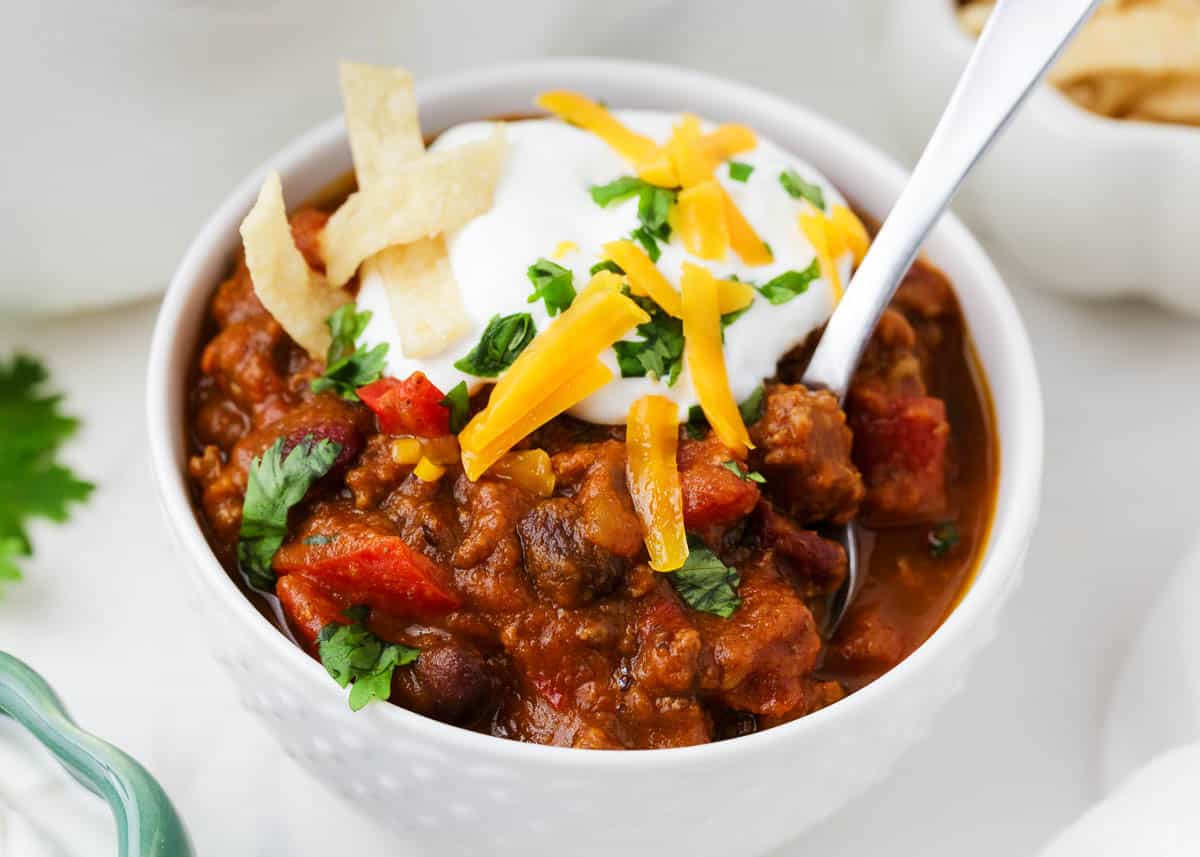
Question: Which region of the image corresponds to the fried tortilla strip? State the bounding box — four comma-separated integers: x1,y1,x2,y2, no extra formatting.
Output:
322,126,508,287
365,237,471,358
240,172,350,357
339,62,425,188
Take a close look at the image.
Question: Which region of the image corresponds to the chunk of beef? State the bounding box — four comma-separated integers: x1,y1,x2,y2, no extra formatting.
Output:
345,434,409,509
677,437,761,533
750,384,864,525
553,440,643,559
200,319,289,413
631,582,704,696
289,207,329,274
847,380,950,525
210,259,268,329
758,502,847,595
825,602,905,675
853,309,926,397
518,498,627,607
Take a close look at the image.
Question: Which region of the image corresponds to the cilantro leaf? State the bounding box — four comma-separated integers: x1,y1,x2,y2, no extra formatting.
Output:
453,313,537,378
237,435,341,590
590,176,645,207
526,257,577,316
756,258,822,305
721,460,766,484
440,381,471,433
310,305,388,401
630,225,663,262
590,259,624,276
929,522,961,558
637,184,675,235
738,384,766,425
318,606,420,712
612,295,685,386
779,168,826,210
685,405,708,440
670,537,742,618
0,353,94,590
728,161,754,182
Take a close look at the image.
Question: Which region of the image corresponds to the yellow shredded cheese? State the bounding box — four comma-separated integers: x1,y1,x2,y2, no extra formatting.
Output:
720,187,772,266
715,278,756,315
665,114,718,188
461,360,613,481
701,124,757,159
536,91,658,164
553,240,579,260
831,204,871,265
676,180,730,260
799,209,843,305
626,395,689,572
603,239,682,317
680,263,753,452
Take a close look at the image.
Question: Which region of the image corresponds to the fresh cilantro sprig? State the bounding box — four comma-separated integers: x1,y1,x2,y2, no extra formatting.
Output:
311,305,388,401
756,259,822,305
779,168,826,211
929,522,961,558
526,258,577,316
590,259,624,276
440,381,471,433
728,161,754,182
318,606,420,712
612,294,685,386
722,460,765,484
454,313,537,378
670,537,742,618
237,435,341,590
0,354,94,587
589,176,677,262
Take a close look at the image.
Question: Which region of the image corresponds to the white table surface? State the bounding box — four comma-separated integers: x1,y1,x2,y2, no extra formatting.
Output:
3,4,1200,851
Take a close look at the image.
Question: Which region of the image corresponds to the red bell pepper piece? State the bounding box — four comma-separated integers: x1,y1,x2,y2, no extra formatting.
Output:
357,372,450,437
274,529,461,617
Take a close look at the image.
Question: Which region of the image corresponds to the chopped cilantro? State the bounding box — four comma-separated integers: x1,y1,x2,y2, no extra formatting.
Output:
721,304,752,331
756,258,821,305
779,168,826,211
0,353,94,587
637,184,675,235
440,381,471,433
929,522,961,558
318,606,420,712
685,405,708,440
310,305,388,401
612,294,685,386
728,161,754,182
670,537,742,618
590,259,624,276
738,384,766,425
722,460,766,484
453,313,537,378
237,435,341,590
630,225,663,262
589,176,646,207
526,257,577,316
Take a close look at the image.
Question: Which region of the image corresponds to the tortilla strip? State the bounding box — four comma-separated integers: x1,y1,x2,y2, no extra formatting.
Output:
321,126,508,287
240,172,350,358
366,237,471,358
339,62,425,189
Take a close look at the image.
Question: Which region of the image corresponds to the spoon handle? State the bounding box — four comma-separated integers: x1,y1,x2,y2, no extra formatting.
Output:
803,0,1099,399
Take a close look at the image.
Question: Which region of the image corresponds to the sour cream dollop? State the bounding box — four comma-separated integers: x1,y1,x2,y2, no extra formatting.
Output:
357,110,850,425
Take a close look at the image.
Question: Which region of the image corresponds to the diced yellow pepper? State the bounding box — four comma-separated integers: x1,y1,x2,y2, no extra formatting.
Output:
721,187,772,266
391,437,423,465
701,124,757,159
676,180,730,261
680,263,753,452
626,395,689,572
413,456,445,482
799,209,843,305
604,239,682,317
461,360,613,481
831,204,871,265
536,91,658,164
490,449,556,497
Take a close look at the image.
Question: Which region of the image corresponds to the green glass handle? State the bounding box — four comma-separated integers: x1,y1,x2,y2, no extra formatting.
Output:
0,651,193,857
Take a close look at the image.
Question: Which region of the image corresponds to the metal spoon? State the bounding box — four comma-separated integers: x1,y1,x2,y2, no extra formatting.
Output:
812,0,1099,633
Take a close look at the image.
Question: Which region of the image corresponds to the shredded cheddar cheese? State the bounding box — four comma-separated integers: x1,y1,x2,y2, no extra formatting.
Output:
626,395,689,572
715,278,756,315
701,124,757,159
553,240,579,260
831,204,871,265
536,91,658,164
799,209,843,305
676,181,730,261
680,263,753,452
604,239,682,316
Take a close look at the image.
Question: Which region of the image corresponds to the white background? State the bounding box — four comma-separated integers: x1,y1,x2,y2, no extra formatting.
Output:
2,2,1198,854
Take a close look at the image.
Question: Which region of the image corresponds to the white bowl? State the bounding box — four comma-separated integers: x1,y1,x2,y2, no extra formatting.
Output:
881,0,1200,315
147,58,1044,857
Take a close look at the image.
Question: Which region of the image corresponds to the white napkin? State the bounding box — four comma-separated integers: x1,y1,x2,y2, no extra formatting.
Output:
1038,540,1200,857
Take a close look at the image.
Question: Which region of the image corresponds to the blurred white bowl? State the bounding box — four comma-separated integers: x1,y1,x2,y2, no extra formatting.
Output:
882,0,1200,315
148,58,1043,857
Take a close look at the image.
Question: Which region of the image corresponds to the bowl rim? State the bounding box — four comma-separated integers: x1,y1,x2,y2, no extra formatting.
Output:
147,56,1044,768
927,0,1200,142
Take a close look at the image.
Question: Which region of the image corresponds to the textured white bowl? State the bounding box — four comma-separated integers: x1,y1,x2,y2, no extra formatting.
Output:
882,0,1200,315
147,58,1044,857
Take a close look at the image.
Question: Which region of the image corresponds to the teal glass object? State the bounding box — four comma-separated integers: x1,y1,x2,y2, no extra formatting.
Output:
0,652,193,857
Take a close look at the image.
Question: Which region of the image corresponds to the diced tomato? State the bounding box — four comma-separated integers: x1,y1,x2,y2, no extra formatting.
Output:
274,529,461,617
357,372,450,437
276,574,346,651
